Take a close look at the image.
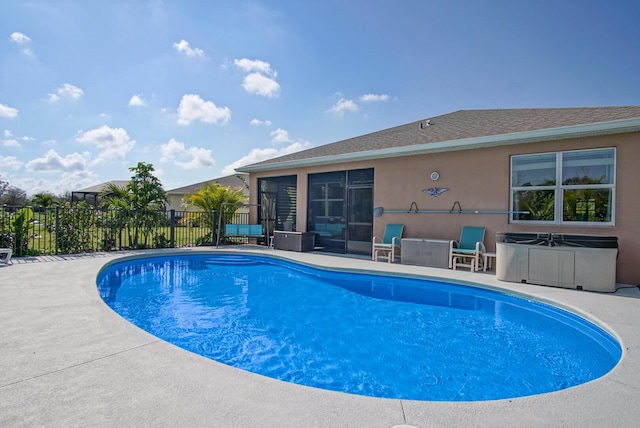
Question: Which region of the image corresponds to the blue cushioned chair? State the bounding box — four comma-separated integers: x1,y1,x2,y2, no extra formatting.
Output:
449,226,486,271
372,224,405,263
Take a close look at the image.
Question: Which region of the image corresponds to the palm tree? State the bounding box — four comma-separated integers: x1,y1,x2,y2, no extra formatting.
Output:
185,182,247,242
100,162,167,248
31,192,57,208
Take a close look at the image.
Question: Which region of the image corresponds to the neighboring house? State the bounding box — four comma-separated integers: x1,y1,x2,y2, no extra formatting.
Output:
73,174,249,212
71,180,129,208
165,173,249,212
237,106,640,285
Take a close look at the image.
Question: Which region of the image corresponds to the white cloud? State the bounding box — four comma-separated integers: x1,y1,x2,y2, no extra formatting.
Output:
15,171,99,196
154,167,165,180
250,118,272,126
221,141,311,175
327,98,358,116
49,83,84,102
9,32,31,44
173,39,205,58
176,94,231,125
25,149,89,173
242,72,280,98
223,128,310,174
0,103,19,118
2,130,21,147
59,83,83,99
234,58,280,98
3,129,32,142
9,32,33,56
160,138,214,169
270,128,292,144
360,93,390,102
3,139,20,147
128,94,145,106
325,93,391,116
0,155,23,170
76,125,135,163
233,58,274,75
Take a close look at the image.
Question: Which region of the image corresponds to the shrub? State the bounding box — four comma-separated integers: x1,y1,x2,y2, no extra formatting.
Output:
153,232,169,248
54,202,95,254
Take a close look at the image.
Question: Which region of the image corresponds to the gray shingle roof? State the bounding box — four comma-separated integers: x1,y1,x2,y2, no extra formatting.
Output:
167,173,249,195
73,180,129,193
244,107,640,168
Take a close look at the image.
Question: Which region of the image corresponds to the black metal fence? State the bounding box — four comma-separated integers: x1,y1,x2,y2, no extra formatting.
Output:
0,205,219,257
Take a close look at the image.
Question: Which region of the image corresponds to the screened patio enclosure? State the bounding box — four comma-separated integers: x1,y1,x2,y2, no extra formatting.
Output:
258,169,374,255
307,168,373,255
258,175,297,238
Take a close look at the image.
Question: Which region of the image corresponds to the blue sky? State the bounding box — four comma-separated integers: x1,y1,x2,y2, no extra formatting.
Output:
1,0,639,196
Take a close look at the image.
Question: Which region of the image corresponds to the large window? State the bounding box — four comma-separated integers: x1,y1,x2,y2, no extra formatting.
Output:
511,148,615,224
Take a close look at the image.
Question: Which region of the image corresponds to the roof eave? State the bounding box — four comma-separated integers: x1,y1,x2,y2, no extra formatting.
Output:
237,117,640,173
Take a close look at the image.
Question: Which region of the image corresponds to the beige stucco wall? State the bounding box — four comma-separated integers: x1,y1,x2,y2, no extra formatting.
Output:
248,131,639,285
166,194,187,212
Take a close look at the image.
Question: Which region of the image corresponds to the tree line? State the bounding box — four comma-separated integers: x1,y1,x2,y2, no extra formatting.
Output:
1,162,247,211
1,162,248,254
0,179,65,207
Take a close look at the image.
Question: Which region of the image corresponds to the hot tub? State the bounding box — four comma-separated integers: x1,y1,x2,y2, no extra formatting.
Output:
495,232,618,292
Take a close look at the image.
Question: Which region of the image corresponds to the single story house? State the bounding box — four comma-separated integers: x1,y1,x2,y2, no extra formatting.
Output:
237,106,640,286
165,173,249,212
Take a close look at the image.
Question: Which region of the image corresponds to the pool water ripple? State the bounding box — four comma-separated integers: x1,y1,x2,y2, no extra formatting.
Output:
97,253,621,401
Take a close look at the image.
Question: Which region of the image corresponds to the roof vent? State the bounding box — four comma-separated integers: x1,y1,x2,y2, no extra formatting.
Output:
420,120,432,129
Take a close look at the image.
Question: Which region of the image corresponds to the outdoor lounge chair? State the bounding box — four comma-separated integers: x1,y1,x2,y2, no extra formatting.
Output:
1,248,12,265
372,223,404,263
449,226,486,271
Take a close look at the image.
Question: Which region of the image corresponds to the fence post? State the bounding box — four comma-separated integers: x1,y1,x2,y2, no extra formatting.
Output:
55,205,59,255
44,207,49,255
211,210,216,245
170,209,175,248
118,209,123,249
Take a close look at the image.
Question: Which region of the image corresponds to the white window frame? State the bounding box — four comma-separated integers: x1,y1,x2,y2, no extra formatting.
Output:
510,148,616,225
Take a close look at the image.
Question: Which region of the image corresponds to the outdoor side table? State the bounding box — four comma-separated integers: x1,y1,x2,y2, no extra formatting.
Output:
483,252,497,272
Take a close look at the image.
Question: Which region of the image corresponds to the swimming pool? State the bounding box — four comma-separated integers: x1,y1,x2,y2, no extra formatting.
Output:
97,253,621,401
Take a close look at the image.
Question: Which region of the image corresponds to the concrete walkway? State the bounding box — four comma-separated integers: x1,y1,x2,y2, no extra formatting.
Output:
1,247,639,427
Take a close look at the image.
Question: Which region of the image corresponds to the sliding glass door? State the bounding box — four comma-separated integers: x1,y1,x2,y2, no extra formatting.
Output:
347,185,373,254
307,168,373,255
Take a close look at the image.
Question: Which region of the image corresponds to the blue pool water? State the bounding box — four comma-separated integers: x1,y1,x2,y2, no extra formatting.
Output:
97,253,621,401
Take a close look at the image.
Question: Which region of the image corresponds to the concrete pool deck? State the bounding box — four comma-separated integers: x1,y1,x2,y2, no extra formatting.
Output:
1,247,639,427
